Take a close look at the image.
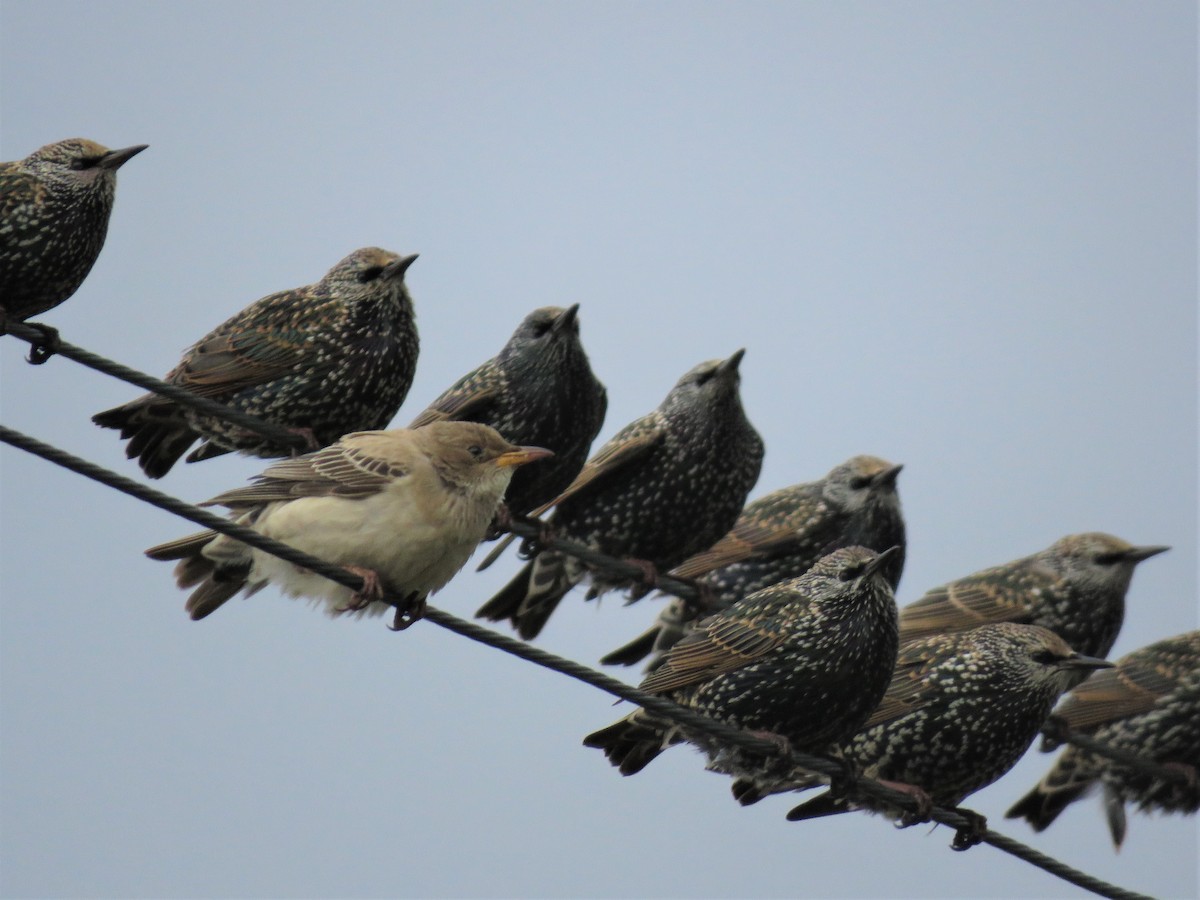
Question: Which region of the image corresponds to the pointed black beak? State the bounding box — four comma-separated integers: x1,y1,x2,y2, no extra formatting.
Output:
98,144,148,170
553,303,581,333
718,348,746,375
1059,653,1115,673
1124,545,1169,564
861,545,902,581
387,253,420,279
874,463,904,488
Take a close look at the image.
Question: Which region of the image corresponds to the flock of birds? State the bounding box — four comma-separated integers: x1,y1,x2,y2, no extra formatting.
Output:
2,137,1197,856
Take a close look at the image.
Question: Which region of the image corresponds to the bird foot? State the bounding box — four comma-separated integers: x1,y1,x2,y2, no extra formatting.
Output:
341,565,385,612
623,558,660,601
516,517,557,559
1038,715,1070,752
744,729,797,779
23,321,61,365
484,503,516,541
388,591,427,631
949,807,988,851
880,779,934,827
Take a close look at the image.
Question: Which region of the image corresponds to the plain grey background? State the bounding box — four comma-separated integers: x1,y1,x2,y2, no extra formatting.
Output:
2,2,1196,897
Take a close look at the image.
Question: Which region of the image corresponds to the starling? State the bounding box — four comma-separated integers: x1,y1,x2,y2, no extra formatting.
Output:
1006,629,1200,847
475,350,764,640
0,137,146,322
93,247,420,478
781,623,1113,847
583,546,901,783
145,422,551,623
602,455,906,669
898,533,1168,662
409,304,607,517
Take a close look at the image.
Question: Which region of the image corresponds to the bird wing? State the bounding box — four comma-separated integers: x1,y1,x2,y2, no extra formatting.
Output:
202,433,406,508
637,612,785,694
898,578,1025,639
409,363,502,428
166,290,339,398
532,414,665,514
862,635,953,727
0,166,41,216
670,518,801,579
1054,653,1179,730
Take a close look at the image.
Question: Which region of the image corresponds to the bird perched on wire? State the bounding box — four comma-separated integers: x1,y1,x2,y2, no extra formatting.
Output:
898,533,1168,664
780,623,1113,849
584,546,900,786
1006,629,1200,848
93,247,421,478
145,422,551,627
0,137,146,349
475,350,764,640
409,304,606,519
601,455,905,669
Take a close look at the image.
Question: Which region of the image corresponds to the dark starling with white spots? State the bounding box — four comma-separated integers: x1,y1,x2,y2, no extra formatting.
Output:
475,350,764,640
0,138,146,322
145,422,552,623
898,533,1168,663
602,455,905,669
1006,629,1200,847
584,546,900,782
93,248,420,478
781,623,1112,847
409,304,606,517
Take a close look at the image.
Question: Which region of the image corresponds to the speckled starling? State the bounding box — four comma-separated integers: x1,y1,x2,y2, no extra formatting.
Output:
583,546,900,782
475,350,764,640
145,422,551,622
1006,629,1200,847
0,137,146,321
782,623,1112,845
602,455,906,669
409,304,607,517
898,533,1168,663
93,247,420,478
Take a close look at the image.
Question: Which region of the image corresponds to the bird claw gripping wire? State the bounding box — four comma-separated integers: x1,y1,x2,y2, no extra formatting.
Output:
950,808,988,851
514,515,557,559
388,592,427,631
22,322,61,365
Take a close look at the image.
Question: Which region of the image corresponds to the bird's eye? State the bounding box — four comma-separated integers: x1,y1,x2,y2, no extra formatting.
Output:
839,562,865,581
358,265,385,283
532,322,552,338
849,476,873,490
1032,649,1059,665
69,156,101,171
467,445,484,459
1093,552,1123,566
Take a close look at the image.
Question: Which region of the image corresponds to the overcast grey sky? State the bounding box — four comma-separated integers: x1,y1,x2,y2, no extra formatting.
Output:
2,2,1196,898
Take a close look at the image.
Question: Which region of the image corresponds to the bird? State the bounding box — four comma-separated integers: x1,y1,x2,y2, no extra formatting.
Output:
408,304,607,519
583,546,901,785
898,533,1168,663
144,421,551,626
93,247,421,478
475,350,764,640
0,137,146,333
780,623,1113,849
601,455,906,669
1005,629,1200,848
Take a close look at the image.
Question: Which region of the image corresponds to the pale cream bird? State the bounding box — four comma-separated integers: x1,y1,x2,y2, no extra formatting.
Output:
147,422,552,626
